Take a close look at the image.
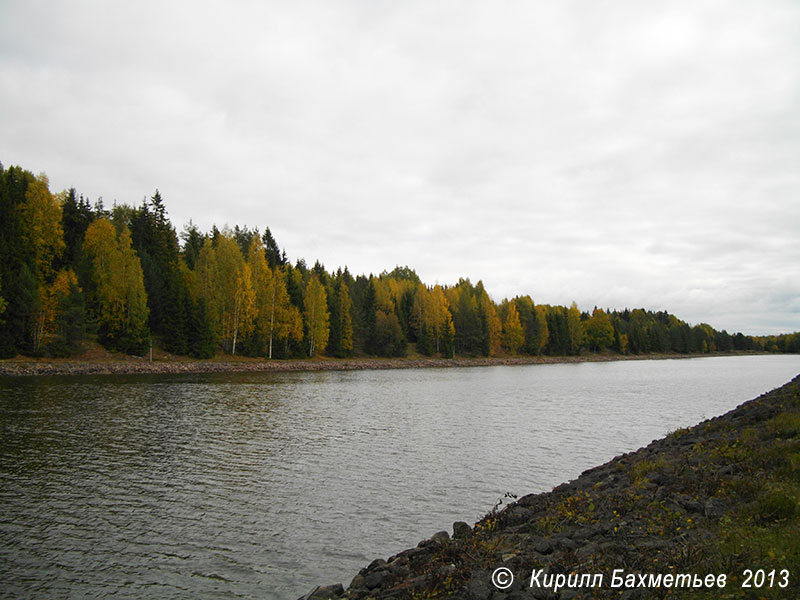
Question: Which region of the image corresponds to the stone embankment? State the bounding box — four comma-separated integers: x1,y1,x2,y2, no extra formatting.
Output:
0,351,751,377
300,375,800,599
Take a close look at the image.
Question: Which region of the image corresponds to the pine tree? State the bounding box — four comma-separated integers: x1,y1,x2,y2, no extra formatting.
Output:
187,297,216,358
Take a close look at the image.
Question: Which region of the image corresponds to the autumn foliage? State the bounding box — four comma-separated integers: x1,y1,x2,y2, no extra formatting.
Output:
1,161,797,359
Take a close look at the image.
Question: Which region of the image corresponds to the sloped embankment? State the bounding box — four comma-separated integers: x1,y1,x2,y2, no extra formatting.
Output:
302,375,800,599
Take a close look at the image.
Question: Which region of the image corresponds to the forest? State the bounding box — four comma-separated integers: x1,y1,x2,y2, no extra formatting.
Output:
1,162,798,360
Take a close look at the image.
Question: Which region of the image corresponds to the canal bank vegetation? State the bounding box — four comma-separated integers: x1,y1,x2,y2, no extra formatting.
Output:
1,161,799,362
309,376,800,599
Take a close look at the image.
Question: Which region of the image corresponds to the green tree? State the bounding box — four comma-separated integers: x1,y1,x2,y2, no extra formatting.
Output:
187,296,216,358
0,269,7,323
54,276,88,354
262,227,285,268
360,278,379,354
58,188,94,270
374,309,407,356
0,164,35,354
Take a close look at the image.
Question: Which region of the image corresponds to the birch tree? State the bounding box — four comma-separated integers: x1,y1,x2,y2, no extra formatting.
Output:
303,274,329,357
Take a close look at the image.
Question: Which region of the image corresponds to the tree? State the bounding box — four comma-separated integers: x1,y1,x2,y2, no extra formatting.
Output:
19,174,65,353
212,232,251,353
60,283,87,352
374,309,407,356
129,190,182,342
531,305,549,355
478,287,501,357
361,278,379,354
262,227,285,268
58,188,94,270
230,262,255,355
15,264,39,354
328,278,354,357
180,221,205,270
246,237,274,356
0,269,7,323
567,301,585,355
585,308,614,351
23,173,64,283
431,285,454,356
83,218,149,354
303,274,329,356
545,305,569,355
187,297,216,358
0,164,35,354
449,280,481,355
502,299,524,355
271,268,302,358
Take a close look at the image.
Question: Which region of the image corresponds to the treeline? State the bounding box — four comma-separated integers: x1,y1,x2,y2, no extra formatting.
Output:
1,162,798,360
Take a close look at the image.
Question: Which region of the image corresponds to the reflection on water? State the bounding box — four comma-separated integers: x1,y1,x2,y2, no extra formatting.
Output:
1,355,799,598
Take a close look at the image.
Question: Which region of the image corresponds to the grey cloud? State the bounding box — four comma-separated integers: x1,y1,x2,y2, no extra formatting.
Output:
1,0,799,334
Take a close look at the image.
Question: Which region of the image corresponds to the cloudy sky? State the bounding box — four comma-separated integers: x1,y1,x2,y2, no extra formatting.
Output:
1,1,798,335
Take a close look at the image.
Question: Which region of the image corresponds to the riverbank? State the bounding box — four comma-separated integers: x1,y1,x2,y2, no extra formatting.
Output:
0,349,766,377
302,375,800,599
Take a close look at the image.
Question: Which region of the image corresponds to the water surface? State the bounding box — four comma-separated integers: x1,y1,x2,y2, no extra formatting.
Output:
1,355,799,598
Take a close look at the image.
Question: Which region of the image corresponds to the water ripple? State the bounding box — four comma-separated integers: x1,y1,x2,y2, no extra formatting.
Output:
1,356,799,598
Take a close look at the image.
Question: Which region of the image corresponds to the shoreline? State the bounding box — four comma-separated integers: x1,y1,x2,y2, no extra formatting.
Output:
0,350,767,377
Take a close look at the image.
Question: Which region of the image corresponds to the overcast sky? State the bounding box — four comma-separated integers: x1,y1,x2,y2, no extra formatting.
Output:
1,1,799,335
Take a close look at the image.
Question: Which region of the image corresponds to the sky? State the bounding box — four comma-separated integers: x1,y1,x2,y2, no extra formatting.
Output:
1,1,799,335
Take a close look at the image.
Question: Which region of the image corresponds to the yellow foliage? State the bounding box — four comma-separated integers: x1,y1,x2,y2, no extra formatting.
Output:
303,274,329,356
24,173,65,282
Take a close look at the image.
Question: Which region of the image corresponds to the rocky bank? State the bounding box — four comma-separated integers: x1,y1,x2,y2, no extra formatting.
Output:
0,351,755,377
300,375,800,599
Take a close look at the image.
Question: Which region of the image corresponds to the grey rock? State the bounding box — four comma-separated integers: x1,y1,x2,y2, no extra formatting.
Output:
504,505,534,526
364,569,390,590
555,536,578,550
431,530,450,544
453,520,472,538
466,569,494,599
575,542,599,559
297,583,344,600
704,497,726,519
674,494,703,513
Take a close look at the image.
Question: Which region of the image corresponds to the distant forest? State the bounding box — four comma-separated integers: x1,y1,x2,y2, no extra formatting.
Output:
1,162,798,360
